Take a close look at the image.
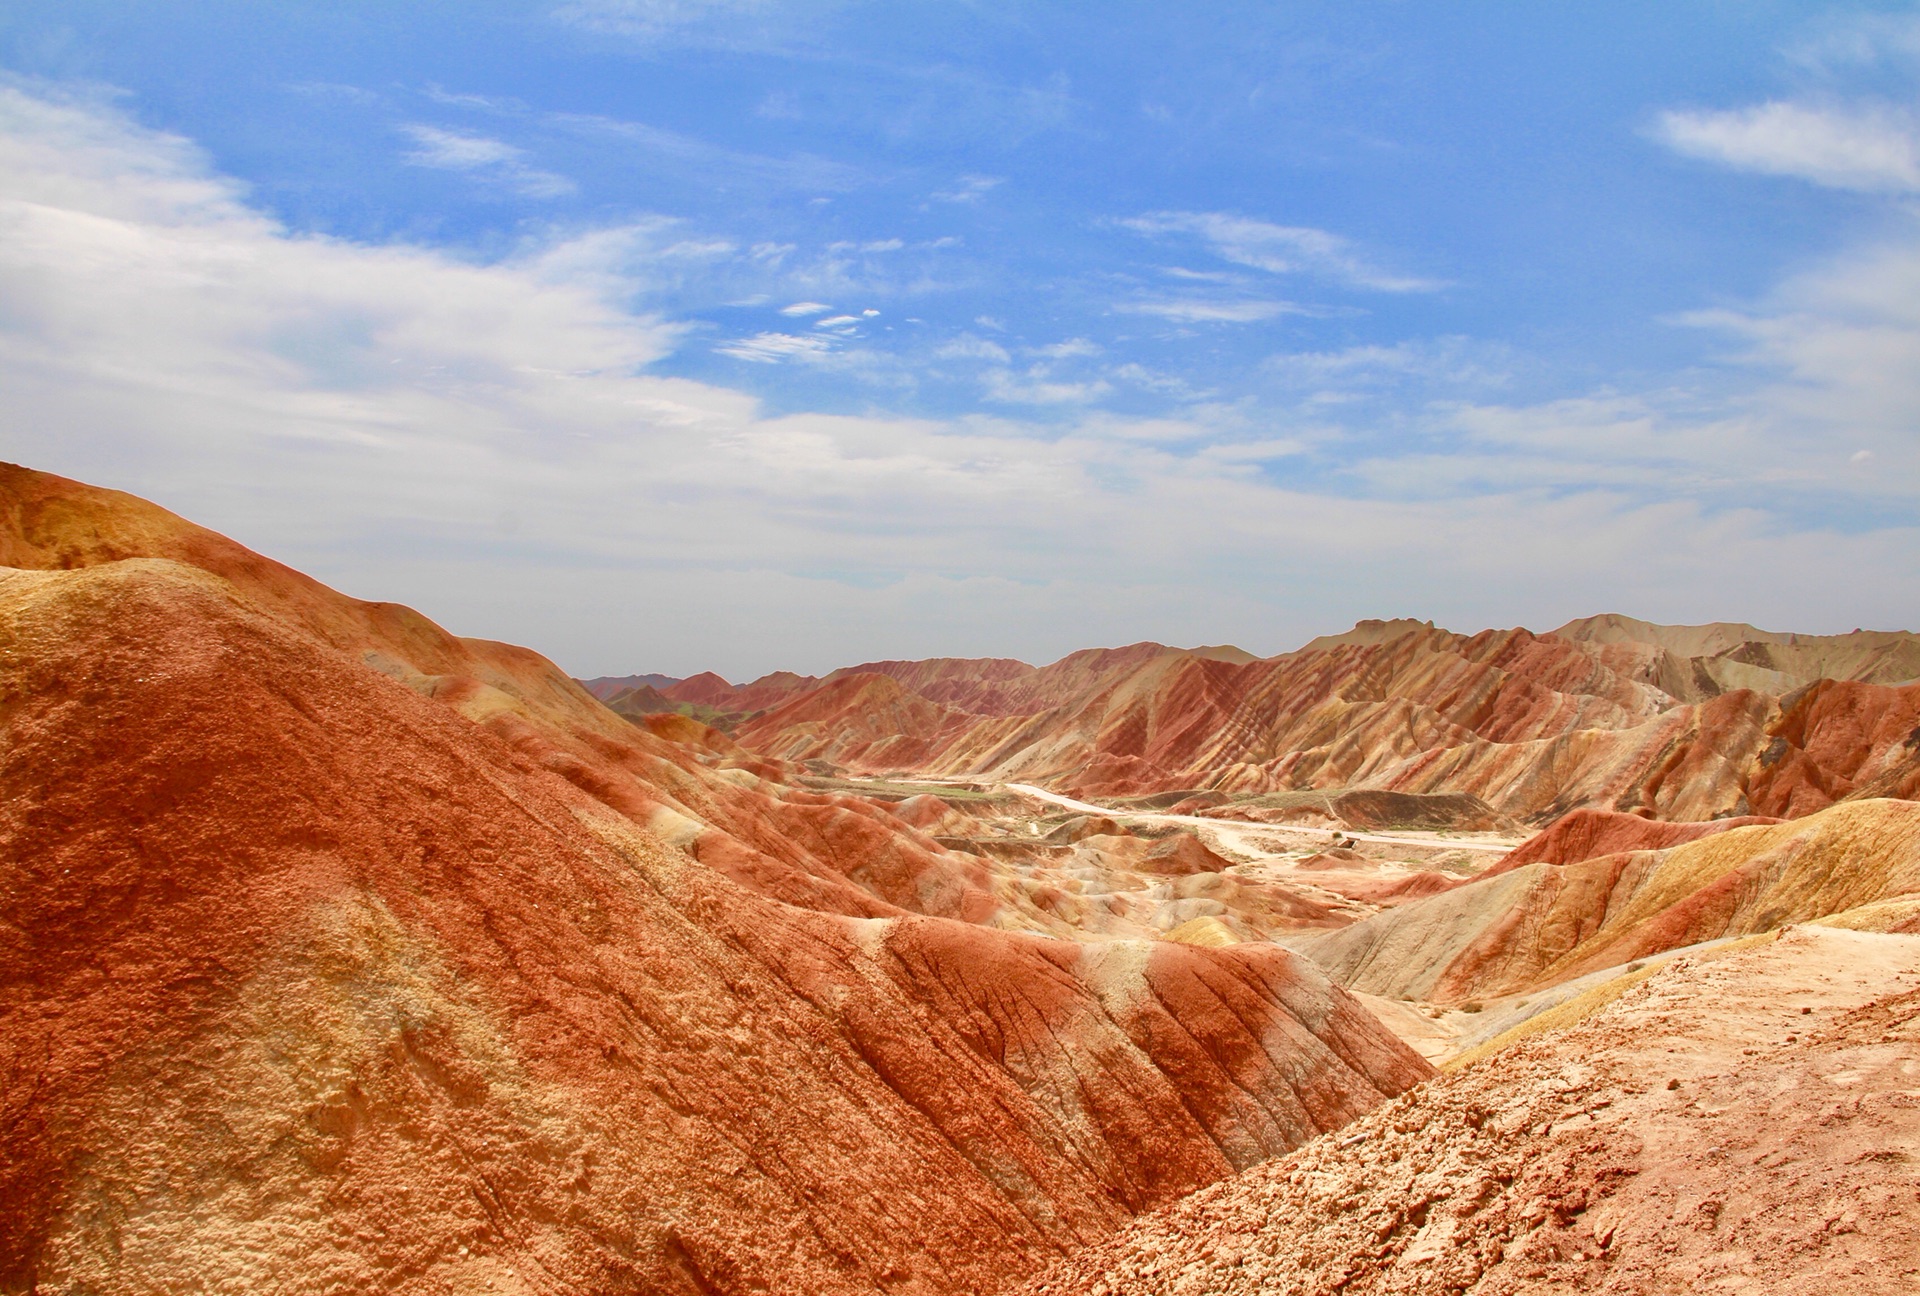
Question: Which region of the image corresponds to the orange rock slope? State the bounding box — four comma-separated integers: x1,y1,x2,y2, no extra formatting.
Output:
0,465,1431,1295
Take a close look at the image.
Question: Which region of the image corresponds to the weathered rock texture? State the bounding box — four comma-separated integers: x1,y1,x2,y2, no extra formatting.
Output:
1022,925,1920,1296
0,466,1431,1296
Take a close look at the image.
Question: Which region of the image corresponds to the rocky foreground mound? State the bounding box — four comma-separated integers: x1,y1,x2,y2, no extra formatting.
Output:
0,467,1431,1295
1022,925,1920,1296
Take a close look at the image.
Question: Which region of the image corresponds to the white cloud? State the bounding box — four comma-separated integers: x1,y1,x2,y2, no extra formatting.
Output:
1267,338,1509,389
779,300,832,315
714,331,834,361
1028,338,1102,359
1785,13,1920,75
422,85,527,113
400,124,576,198
551,0,781,42
935,335,1010,363
1109,363,1206,399
981,368,1112,405
1120,211,1445,293
1657,101,1920,192
932,174,1003,204
1195,438,1308,464
552,111,864,192
1,82,1916,678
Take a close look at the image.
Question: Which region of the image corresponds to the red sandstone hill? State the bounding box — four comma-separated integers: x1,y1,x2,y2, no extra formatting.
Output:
0,465,1431,1295
710,617,1920,825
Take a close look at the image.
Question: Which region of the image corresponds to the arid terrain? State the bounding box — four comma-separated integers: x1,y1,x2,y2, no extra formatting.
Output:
4,462,1917,1294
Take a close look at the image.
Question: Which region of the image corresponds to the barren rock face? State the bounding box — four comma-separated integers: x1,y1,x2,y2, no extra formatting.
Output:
0,467,1432,1296
6,461,1917,1296
1021,926,1920,1296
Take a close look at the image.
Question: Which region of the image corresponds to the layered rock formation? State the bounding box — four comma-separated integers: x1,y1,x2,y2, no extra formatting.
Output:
9,459,1917,1295
0,466,1431,1295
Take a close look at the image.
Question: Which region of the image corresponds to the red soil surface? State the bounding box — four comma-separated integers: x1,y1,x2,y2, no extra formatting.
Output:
1746,678,1920,817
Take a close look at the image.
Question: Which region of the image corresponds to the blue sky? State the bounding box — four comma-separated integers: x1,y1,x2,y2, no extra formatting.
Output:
2,3,1918,677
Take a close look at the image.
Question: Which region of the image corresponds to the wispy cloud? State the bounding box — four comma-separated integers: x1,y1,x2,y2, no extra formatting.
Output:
551,111,865,191
399,124,575,197
1784,13,1920,75
1120,211,1445,293
983,368,1111,405
932,174,1003,204
1267,338,1510,390
1029,338,1101,359
551,0,784,43
1656,101,1920,192
1109,363,1208,400
780,300,832,316
1114,298,1300,324
935,335,1010,364
715,331,834,362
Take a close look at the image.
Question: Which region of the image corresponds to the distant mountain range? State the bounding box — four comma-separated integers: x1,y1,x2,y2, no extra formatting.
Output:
585,615,1920,826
